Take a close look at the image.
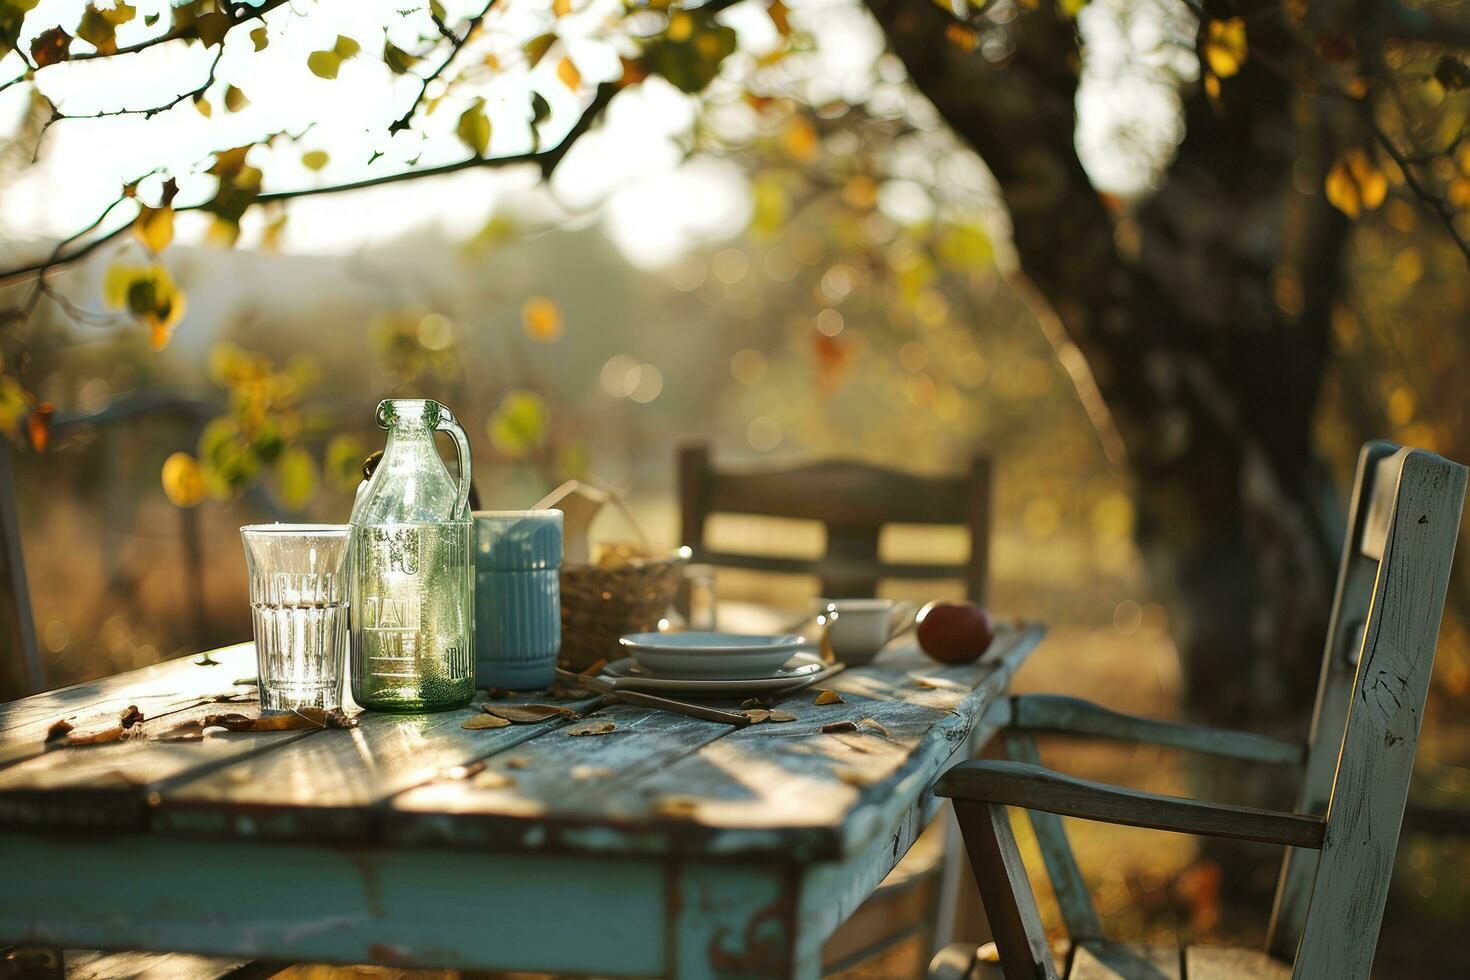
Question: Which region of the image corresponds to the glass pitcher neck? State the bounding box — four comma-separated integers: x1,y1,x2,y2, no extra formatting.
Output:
378,399,443,431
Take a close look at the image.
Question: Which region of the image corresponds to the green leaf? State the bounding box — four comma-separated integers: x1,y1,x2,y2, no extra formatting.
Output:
307,49,341,79
456,98,490,156
102,263,186,349
523,32,555,67
429,0,447,21
250,26,267,51
143,12,157,26
487,390,549,459
530,92,551,125
332,34,359,58
643,14,736,93
324,434,366,490
383,40,417,74
275,446,318,509
301,149,329,171
77,2,135,55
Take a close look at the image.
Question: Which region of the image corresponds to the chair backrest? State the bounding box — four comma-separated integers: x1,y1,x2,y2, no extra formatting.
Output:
1265,444,1466,977
677,443,991,601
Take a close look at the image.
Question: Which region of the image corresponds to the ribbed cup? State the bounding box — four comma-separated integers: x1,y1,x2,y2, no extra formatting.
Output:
240,524,351,713
473,511,563,690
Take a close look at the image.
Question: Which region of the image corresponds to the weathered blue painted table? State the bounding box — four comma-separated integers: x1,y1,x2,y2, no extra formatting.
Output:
0,624,1041,979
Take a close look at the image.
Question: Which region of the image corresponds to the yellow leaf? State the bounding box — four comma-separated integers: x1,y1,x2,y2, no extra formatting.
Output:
782,115,819,163
768,0,790,36
1203,18,1247,78
1448,177,1470,209
307,50,341,79
275,445,318,509
524,33,555,67
224,85,248,112
133,204,173,255
553,0,572,15
194,95,212,117
521,296,563,342
161,452,206,507
487,390,550,458
250,26,268,51
301,150,329,171
1346,149,1386,209
557,55,580,91
1325,159,1360,218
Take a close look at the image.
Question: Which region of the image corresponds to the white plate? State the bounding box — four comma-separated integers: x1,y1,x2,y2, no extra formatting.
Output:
600,653,831,696
619,631,809,678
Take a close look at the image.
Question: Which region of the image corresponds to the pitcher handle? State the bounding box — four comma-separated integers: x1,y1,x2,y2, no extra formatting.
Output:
434,404,474,519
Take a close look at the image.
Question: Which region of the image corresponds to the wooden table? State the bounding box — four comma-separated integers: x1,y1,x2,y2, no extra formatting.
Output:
0,624,1042,980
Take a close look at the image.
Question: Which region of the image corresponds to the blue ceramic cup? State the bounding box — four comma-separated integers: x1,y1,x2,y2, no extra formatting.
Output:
472,510,563,690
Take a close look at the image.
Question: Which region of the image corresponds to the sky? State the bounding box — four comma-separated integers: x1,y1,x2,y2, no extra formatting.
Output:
0,0,1193,270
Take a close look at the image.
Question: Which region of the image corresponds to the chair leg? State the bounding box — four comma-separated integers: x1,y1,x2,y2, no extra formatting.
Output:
953,801,1060,980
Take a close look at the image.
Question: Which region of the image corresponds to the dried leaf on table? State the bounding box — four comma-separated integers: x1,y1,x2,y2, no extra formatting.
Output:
565,720,616,737
814,690,845,705
485,703,580,723
473,769,515,789
912,677,964,691
837,767,882,787
768,711,797,723
857,717,891,737
231,677,259,687
202,710,329,731
502,755,530,769
119,705,144,729
195,653,220,666
740,697,772,709
45,719,74,742
656,795,701,818
744,709,771,724
64,726,126,746
155,721,207,742
463,714,512,730
572,764,613,780
820,720,858,734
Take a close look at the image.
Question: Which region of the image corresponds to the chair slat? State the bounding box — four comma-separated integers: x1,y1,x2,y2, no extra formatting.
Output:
1068,942,1179,980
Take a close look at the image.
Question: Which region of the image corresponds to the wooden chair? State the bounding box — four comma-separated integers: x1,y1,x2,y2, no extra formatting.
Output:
678,442,993,974
930,442,1467,979
678,443,991,601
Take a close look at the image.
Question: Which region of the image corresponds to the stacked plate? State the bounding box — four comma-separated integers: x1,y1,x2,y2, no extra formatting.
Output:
600,631,833,696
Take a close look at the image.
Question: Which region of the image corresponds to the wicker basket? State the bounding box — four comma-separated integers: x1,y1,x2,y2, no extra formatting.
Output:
559,553,685,671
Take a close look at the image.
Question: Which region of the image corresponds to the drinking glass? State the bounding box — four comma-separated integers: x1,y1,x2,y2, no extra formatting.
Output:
241,524,352,713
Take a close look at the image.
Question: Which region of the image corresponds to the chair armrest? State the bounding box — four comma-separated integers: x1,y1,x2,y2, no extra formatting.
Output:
998,695,1306,765
935,759,1325,848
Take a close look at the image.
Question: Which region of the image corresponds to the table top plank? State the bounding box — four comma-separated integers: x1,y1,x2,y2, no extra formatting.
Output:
156,694,599,841
392,623,1041,860
388,699,739,850
0,699,314,830
0,643,255,735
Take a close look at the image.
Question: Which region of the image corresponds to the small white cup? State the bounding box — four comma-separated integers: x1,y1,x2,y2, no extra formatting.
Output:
820,599,918,665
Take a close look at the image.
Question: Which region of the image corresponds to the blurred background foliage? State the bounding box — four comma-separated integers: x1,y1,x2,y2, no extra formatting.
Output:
0,0,1468,973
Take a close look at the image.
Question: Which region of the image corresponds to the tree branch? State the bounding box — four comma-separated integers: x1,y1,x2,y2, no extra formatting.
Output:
0,84,618,290
390,0,498,135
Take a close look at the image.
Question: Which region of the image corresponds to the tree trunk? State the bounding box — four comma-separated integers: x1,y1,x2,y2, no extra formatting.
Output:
865,0,1352,738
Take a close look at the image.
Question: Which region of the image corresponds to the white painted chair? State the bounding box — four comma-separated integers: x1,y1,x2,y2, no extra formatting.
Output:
930,442,1467,979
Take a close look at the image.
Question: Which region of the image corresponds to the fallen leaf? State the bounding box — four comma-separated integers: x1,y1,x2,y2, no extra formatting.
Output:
768,711,797,722
195,652,220,666
572,764,613,780
485,703,579,723
502,756,530,769
820,720,858,734
155,721,207,743
64,726,125,746
45,719,74,742
200,708,354,731
740,697,771,709
472,769,515,789
814,690,845,705
231,677,259,686
744,709,771,724
566,721,616,736
837,767,881,787
656,795,701,817
463,714,512,730
857,717,891,737
119,705,144,729
912,676,964,691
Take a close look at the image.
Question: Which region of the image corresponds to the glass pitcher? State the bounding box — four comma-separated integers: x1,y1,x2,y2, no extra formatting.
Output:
350,398,475,711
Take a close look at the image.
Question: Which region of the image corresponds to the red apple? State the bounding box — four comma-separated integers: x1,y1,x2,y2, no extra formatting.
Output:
916,601,994,664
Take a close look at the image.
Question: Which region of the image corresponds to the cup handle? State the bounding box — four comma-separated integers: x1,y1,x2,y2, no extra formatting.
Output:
434,404,473,519
885,601,920,644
